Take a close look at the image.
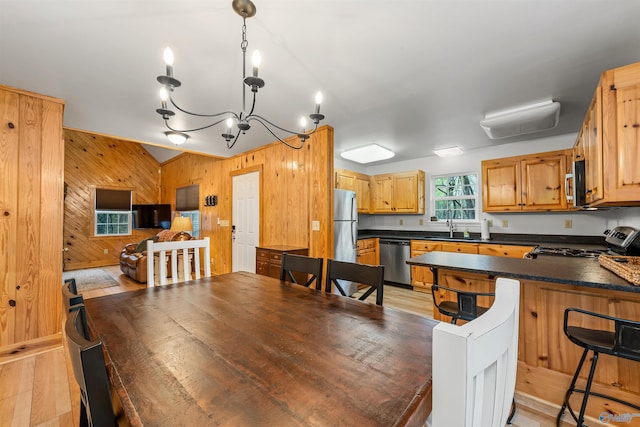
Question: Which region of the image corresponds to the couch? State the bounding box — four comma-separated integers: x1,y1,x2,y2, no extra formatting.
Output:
120,230,192,283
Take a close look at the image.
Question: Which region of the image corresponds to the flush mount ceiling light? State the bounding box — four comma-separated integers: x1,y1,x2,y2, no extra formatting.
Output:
156,0,325,150
165,131,189,145
340,144,395,164
480,99,561,139
434,146,464,157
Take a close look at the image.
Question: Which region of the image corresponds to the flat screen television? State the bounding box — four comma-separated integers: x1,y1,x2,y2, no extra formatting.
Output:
132,204,171,229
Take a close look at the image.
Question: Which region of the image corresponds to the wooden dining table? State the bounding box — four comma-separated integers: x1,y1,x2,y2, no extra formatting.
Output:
84,271,436,426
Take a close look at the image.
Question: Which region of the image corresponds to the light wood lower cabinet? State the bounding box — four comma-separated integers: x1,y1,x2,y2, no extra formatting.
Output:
410,241,442,293
356,238,379,265
410,241,533,293
434,268,640,421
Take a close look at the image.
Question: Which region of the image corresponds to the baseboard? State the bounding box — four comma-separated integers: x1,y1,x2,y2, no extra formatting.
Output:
0,333,63,365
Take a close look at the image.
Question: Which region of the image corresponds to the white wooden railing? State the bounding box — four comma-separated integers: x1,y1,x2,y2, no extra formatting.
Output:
146,237,211,287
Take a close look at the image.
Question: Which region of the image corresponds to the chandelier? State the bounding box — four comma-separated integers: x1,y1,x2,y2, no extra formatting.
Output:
156,0,325,150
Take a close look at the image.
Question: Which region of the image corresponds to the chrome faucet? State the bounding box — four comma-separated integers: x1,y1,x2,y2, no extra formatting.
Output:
446,209,455,238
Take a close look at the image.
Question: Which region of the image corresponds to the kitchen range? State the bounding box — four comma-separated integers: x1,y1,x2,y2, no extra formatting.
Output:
526,226,640,259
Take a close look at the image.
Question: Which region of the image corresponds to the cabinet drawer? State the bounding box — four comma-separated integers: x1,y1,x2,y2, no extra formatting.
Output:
441,243,478,254
270,252,283,262
410,241,442,252
256,249,270,259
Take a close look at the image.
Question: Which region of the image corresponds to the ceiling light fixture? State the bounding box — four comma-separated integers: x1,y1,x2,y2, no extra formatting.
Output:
433,146,463,157
155,0,325,150
340,144,395,164
480,99,560,139
165,131,189,145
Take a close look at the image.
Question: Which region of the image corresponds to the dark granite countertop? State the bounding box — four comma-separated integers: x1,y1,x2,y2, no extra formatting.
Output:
407,252,640,293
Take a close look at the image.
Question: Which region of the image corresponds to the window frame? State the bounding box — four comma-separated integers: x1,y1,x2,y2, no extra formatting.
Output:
91,186,133,237
430,172,479,223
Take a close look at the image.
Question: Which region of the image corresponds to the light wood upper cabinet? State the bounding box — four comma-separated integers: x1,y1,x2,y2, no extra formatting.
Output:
596,62,640,206
335,169,371,213
482,150,571,212
371,170,425,214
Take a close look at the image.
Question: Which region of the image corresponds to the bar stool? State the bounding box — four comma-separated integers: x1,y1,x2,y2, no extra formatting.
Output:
556,308,640,426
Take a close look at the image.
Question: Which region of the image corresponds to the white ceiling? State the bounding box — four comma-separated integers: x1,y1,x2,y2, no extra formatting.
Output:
2,1,639,165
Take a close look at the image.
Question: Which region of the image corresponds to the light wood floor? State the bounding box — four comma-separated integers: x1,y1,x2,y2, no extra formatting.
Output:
1,267,559,427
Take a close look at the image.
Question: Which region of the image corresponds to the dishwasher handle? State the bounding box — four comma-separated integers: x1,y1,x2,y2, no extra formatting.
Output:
379,239,410,246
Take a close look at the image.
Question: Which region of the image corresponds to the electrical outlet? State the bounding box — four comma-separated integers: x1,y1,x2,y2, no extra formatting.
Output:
312,220,320,231
103,248,108,254
210,258,214,266
487,220,493,227
399,219,404,226
564,219,573,229
501,220,509,228
419,219,424,226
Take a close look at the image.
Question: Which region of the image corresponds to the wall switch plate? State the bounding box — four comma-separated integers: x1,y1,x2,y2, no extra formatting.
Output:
220,220,229,227
399,219,404,225
312,220,320,231
103,248,108,254
501,220,509,228
564,219,573,229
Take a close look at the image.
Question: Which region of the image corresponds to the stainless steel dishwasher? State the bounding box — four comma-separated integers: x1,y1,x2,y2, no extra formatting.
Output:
378,239,412,287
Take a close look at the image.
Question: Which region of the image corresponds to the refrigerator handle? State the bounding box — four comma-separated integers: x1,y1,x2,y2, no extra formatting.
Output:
351,220,357,249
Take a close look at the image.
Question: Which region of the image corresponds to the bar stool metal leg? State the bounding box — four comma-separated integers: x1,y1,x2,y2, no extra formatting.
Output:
556,347,590,426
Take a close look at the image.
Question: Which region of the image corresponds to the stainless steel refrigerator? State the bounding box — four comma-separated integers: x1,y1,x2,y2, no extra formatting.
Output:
333,189,358,296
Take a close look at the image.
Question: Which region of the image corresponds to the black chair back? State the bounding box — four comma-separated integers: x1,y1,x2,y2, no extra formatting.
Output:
280,253,324,290
431,284,495,324
65,304,116,427
62,278,84,314
325,259,384,306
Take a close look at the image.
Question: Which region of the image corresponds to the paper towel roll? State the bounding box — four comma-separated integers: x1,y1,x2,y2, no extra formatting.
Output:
481,219,490,240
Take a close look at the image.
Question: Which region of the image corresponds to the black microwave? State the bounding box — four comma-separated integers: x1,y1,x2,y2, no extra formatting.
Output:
565,159,586,207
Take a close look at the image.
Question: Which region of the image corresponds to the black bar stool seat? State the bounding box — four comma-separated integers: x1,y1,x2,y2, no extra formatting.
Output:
557,308,640,427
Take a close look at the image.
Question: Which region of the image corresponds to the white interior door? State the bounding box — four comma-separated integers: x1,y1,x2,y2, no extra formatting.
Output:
232,171,260,272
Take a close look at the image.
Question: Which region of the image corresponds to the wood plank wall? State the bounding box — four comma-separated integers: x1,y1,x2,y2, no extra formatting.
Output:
63,129,162,270
160,126,334,275
0,85,65,348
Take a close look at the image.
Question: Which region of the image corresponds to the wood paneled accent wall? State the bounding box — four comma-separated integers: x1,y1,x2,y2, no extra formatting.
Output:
0,85,64,349
160,126,334,275
63,129,162,270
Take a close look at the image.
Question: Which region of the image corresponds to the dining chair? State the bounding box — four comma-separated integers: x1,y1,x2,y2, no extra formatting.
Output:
62,278,84,314
428,277,521,427
325,259,385,306
65,304,117,427
431,283,495,324
280,253,324,290
556,308,640,426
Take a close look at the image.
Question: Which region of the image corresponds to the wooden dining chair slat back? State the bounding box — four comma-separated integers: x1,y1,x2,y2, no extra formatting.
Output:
280,253,324,290
65,304,117,427
62,278,84,315
326,259,385,306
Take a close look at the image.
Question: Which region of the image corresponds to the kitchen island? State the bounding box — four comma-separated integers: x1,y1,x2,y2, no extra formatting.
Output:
408,251,640,424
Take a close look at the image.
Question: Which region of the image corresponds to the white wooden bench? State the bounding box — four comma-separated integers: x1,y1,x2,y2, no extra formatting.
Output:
146,237,211,286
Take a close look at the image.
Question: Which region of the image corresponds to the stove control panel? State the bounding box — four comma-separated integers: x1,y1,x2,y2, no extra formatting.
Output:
604,226,640,250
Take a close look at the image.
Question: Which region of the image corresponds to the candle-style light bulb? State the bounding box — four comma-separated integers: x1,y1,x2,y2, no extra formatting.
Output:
314,91,323,114
163,47,174,76
299,117,307,133
159,87,169,109
225,117,234,133
252,51,261,77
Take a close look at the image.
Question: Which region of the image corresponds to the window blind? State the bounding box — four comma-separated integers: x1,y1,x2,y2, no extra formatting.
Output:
95,189,132,211
176,184,200,211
